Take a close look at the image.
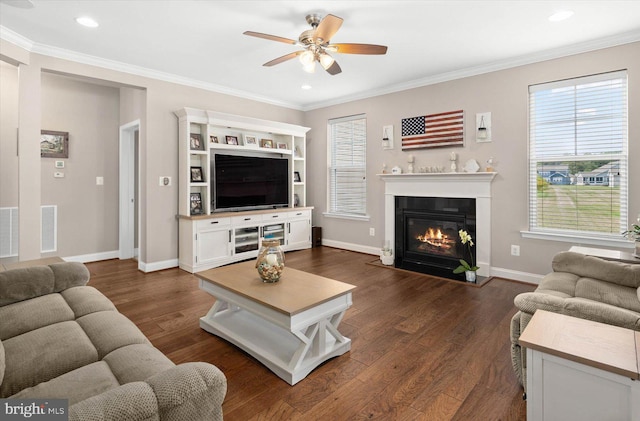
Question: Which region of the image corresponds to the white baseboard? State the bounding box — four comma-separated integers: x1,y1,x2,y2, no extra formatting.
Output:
321,240,543,285
138,258,179,273
64,250,119,263
321,239,379,256
490,267,543,285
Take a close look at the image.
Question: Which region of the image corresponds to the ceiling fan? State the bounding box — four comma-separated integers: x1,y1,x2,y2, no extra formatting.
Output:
244,13,387,75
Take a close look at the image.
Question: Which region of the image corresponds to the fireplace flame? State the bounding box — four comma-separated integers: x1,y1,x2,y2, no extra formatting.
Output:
416,228,455,249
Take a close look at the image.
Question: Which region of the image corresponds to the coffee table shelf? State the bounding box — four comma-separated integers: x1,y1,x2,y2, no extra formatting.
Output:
197,261,355,385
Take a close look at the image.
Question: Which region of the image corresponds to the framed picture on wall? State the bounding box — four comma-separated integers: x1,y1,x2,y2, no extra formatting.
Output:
260,138,273,148
40,130,69,158
294,171,302,182
190,133,204,151
277,142,288,150
190,192,203,215
210,135,218,144
190,166,204,182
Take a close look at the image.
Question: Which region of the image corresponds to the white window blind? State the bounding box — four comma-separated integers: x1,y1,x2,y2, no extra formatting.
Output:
529,71,628,238
328,114,367,217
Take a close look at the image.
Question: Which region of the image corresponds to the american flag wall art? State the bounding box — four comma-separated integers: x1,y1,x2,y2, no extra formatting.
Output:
401,110,464,150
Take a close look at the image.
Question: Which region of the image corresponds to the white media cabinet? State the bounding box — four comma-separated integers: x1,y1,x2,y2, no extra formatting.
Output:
175,108,312,273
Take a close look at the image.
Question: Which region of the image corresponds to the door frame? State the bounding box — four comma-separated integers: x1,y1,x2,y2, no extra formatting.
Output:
119,119,140,260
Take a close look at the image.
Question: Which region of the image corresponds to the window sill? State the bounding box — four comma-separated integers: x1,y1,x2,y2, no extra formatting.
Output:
323,212,371,222
520,230,634,249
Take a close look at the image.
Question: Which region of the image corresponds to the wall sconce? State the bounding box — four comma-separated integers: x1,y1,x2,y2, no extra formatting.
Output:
382,125,394,149
476,112,492,143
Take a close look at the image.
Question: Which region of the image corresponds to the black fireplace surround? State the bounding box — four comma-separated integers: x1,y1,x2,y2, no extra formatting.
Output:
395,196,476,281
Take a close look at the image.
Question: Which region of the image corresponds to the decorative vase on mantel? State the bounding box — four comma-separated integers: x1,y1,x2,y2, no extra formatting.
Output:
465,270,477,283
256,239,285,283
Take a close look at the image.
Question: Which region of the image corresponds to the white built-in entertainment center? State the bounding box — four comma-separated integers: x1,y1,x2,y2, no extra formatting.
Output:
175,108,312,273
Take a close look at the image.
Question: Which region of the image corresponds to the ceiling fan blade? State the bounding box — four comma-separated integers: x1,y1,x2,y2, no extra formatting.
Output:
329,43,388,55
243,31,297,45
314,14,343,43
263,51,302,67
325,60,342,76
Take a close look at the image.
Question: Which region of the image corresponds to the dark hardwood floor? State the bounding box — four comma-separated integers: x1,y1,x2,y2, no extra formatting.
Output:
86,247,535,420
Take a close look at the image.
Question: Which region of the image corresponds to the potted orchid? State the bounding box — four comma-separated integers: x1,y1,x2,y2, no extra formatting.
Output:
453,230,479,282
622,215,640,257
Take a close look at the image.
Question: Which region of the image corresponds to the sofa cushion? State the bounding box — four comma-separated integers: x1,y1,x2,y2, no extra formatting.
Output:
76,311,150,359
49,262,90,291
61,286,117,318
552,251,640,288
10,361,120,406
575,277,640,313
1,321,98,397
0,262,90,307
104,344,175,385
0,294,75,340
0,266,54,307
536,271,579,297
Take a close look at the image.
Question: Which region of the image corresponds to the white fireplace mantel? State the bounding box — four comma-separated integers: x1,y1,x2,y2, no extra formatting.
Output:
380,172,497,277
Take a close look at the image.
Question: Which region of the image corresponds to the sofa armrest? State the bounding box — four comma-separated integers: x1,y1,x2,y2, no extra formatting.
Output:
69,363,226,421
514,291,640,331
146,362,227,421
69,382,160,421
0,263,89,307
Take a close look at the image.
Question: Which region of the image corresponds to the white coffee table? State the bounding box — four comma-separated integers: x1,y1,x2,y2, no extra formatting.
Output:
196,260,356,385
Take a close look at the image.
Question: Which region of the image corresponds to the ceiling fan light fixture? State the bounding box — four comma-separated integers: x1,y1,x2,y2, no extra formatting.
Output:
319,52,335,70
302,61,316,73
299,50,315,66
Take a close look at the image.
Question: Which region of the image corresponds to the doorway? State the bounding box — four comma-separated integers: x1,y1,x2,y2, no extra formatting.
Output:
119,120,140,261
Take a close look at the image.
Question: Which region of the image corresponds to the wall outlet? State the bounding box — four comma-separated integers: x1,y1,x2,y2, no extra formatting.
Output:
511,244,520,256
369,227,375,236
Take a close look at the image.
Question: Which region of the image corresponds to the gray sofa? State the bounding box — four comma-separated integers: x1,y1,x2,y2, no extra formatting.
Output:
0,262,226,420
510,251,640,388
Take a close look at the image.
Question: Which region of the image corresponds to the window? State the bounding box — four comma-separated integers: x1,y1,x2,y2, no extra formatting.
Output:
528,71,628,242
327,114,367,219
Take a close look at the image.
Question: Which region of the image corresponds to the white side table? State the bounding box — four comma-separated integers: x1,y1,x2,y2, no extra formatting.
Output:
519,310,640,421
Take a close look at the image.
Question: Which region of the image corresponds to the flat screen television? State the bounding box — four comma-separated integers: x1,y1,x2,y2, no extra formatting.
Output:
212,153,289,212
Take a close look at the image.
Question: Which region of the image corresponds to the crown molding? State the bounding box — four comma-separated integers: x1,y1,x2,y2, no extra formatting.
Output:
299,30,640,111
0,25,302,110
3,25,639,112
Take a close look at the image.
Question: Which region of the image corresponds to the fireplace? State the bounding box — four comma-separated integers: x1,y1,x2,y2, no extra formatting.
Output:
395,196,476,281
380,172,496,279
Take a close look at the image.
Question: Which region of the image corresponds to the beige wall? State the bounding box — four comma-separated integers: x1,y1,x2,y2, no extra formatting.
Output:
40,72,120,258
304,42,640,277
0,61,19,208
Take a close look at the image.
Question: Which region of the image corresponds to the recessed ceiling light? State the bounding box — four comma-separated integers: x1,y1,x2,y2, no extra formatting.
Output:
76,16,99,28
301,84,312,90
548,10,574,22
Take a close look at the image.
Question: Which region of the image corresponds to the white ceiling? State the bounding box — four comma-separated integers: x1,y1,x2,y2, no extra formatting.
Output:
1,1,640,111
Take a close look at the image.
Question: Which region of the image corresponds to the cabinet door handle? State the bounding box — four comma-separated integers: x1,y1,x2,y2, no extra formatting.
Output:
244,217,251,221
211,221,218,224
228,230,232,242
272,215,278,218
296,212,302,216
288,223,291,234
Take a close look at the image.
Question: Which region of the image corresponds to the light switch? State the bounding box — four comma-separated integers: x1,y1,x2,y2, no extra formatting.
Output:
96,176,104,185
